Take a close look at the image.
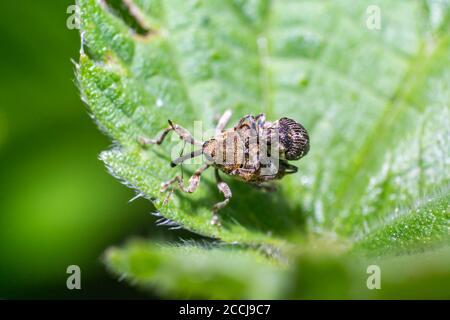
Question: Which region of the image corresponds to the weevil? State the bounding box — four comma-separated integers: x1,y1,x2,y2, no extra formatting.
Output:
139,110,310,225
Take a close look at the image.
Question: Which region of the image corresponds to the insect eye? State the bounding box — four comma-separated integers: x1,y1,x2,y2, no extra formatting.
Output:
278,117,310,160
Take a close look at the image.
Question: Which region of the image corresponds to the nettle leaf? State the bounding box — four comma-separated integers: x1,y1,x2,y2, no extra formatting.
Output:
105,241,450,299
77,0,450,298
105,241,285,299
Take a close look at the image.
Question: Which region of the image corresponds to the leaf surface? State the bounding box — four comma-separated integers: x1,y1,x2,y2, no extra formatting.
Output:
77,0,450,298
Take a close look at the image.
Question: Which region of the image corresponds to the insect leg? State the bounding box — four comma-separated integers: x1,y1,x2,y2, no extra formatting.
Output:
168,120,203,146
138,120,202,147
160,164,209,194
211,169,232,225
138,126,173,145
215,109,232,134
281,161,298,174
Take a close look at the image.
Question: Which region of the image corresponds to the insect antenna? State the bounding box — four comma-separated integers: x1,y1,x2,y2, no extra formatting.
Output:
178,141,186,179
170,148,203,167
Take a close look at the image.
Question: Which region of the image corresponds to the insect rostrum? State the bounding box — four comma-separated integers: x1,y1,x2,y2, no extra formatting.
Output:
139,110,310,225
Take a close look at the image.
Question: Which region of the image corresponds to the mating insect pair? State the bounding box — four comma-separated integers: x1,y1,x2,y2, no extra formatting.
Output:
139,110,310,225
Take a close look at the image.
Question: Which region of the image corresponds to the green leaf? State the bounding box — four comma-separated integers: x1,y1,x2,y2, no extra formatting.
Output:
287,245,450,299
77,0,450,298
106,240,450,299
105,240,285,299
354,194,450,256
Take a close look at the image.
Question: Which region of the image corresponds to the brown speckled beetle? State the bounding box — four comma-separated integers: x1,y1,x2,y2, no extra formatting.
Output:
139,110,310,225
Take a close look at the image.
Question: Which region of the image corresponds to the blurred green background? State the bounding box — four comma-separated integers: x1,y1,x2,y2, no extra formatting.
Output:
0,1,178,299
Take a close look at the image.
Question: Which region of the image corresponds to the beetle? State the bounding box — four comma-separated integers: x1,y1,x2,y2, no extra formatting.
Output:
139,110,310,225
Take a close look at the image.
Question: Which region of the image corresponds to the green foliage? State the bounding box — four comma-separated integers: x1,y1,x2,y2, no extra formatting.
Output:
106,241,450,299
77,0,450,298
106,241,285,299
